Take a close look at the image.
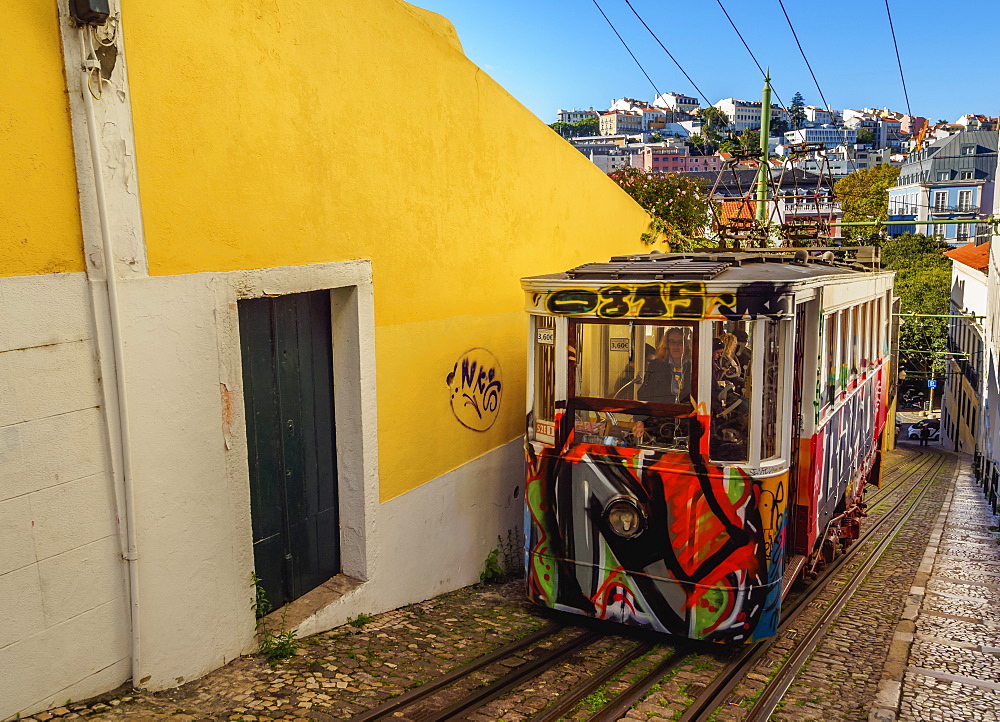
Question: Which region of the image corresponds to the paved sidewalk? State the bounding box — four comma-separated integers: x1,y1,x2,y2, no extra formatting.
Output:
872,457,1000,721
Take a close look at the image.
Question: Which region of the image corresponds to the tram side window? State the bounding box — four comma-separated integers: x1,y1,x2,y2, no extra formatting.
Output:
838,309,850,391
824,313,837,405
533,316,556,441
760,320,783,460
710,321,754,462
572,322,696,452
851,306,860,377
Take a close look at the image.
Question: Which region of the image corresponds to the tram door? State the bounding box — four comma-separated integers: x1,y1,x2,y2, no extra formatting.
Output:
786,304,809,550
239,291,341,610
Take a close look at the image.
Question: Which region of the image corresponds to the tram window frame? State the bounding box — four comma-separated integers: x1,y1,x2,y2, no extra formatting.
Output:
530,315,557,444
838,308,850,393
823,312,837,407
568,320,700,451
709,320,756,464
758,319,785,461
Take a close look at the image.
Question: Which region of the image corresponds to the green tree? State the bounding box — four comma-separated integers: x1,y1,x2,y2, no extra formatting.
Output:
856,128,876,146
649,131,664,142
834,164,901,241
549,116,599,138
788,91,807,127
880,233,952,377
687,132,720,156
770,118,790,136
696,106,730,131
608,166,714,251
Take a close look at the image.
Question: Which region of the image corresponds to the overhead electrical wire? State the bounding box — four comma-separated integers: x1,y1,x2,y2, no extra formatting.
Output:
775,0,858,173
590,0,662,100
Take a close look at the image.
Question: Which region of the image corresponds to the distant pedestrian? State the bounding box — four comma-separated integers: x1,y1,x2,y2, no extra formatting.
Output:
919,424,930,447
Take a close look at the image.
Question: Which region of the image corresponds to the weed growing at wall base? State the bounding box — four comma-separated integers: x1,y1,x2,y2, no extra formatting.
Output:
479,529,525,585
251,571,301,664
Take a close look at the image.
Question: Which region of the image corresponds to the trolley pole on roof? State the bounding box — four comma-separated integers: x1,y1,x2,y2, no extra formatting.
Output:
756,71,773,224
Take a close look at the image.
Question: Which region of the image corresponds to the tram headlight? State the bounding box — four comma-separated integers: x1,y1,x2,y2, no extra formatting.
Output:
604,497,646,539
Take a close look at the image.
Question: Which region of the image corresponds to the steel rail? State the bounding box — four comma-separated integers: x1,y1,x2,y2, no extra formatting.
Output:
744,452,951,721
526,639,657,722
587,648,691,721
349,622,563,721
419,630,603,721
678,451,947,722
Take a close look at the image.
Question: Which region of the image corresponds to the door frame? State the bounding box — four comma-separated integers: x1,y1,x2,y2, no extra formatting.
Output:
215,261,377,588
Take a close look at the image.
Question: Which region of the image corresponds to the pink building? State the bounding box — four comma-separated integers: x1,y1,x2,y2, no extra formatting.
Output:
632,146,724,173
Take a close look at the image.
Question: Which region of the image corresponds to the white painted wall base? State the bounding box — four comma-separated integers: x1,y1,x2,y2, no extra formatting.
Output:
0,273,129,720
297,435,525,639
3,264,528,717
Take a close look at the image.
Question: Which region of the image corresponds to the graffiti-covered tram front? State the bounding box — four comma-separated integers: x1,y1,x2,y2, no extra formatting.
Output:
522,252,893,643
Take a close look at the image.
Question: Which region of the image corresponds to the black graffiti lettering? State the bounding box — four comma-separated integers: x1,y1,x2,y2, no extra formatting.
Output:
597,285,631,318
634,284,668,318
548,289,598,315
667,282,705,319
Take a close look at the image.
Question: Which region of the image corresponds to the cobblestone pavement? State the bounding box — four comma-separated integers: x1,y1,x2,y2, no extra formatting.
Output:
871,457,1000,722
15,448,990,722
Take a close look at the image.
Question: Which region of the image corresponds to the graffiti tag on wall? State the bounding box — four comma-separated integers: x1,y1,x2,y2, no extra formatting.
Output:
447,348,502,431
538,281,790,320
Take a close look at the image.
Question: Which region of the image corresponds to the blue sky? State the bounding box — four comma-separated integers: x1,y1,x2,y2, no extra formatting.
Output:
413,0,999,124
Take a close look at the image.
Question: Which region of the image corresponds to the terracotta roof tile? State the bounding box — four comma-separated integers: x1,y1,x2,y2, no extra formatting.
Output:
944,240,990,273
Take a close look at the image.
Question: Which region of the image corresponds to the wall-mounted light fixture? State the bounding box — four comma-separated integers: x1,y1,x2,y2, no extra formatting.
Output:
71,0,110,25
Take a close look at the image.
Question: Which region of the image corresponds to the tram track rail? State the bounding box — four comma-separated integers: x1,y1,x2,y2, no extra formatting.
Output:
677,449,951,722
350,448,944,722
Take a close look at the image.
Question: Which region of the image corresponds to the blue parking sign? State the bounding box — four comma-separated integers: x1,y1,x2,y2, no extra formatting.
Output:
927,379,937,388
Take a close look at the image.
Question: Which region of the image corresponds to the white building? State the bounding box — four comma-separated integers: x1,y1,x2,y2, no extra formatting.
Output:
803,105,833,126
555,108,599,123
941,242,990,454
784,125,858,149
712,98,787,132
653,91,699,115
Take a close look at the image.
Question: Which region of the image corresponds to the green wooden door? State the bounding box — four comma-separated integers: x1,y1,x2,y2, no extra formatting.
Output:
239,291,340,608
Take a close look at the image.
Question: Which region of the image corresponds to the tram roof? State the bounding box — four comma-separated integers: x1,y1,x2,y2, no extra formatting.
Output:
523,251,886,286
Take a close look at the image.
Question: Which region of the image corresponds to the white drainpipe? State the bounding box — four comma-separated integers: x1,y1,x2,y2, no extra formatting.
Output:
79,25,142,688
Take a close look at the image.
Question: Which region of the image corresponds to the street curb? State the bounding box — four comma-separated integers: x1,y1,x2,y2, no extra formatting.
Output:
868,456,958,722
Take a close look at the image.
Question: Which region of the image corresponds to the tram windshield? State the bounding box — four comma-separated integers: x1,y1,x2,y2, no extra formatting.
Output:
572,322,696,452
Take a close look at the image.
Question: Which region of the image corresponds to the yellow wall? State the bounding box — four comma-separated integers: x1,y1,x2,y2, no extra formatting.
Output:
0,3,84,276
122,0,650,500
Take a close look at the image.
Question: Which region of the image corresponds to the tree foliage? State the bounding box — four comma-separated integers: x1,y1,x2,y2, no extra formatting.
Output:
834,164,901,241
549,117,600,138
770,118,790,136
788,91,807,127
609,166,714,251
695,106,731,133
881,233,952,377
855,128,876,146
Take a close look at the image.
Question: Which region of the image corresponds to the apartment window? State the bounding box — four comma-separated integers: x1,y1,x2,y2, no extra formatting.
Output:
934,191,948,211
961,144,976,155
960,170,973,180
957,224,970,241
932,223,946,237
936,171,949,181
958,190,973,212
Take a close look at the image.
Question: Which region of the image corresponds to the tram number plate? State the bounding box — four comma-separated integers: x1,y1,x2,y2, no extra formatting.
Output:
536,420,555,438
609,338,630,352
536,328,555,345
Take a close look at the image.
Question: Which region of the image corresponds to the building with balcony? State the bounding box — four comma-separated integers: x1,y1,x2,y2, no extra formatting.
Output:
888,130,998,243
941,242,989,454
599,110,644,135
783,125,858,149
555,108,599,123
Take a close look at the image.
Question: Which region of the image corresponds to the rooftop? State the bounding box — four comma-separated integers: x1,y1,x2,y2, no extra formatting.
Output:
944,240,990,273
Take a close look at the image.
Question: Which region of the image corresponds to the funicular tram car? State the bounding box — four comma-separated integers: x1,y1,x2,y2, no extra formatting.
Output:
522,251,895,643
